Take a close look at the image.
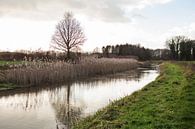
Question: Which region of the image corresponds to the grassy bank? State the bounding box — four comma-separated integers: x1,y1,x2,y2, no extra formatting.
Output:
0,58,138,88
73,62,195,129
0,83,19,91
0,60,22,70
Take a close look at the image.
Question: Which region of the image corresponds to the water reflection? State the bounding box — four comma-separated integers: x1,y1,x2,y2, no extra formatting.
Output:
51,85,83,129
0,68,159,129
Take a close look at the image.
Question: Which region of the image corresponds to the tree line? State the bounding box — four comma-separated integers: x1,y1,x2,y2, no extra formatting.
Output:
102,44,151,60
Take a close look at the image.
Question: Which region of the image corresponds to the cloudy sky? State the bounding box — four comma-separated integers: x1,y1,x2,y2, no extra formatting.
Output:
0,0,195,52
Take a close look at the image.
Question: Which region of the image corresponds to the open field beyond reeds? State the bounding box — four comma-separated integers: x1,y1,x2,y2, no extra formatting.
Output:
73,62,195,129
0,58,138,88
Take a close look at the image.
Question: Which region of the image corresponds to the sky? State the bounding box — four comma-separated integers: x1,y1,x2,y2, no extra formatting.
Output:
0,0,195,52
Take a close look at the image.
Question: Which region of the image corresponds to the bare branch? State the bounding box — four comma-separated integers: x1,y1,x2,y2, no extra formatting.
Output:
50,12,86,59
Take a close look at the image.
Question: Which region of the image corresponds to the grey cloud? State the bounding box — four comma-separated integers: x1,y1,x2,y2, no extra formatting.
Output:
0,0,172,22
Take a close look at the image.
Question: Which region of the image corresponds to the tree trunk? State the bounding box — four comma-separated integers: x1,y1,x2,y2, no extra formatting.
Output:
67,49,70,60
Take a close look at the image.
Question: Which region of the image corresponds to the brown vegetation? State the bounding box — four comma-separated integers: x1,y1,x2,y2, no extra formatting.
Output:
3,58,138,86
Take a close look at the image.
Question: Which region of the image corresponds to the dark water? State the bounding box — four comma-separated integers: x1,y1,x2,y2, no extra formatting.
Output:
0,68,159,129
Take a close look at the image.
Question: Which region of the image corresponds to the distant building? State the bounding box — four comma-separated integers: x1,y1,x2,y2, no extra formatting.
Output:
152,49,170,60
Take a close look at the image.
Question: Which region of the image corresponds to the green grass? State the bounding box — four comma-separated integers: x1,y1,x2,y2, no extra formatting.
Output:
73,62,195,129
0,60,22,67
0,83,19,91
0,60,23,90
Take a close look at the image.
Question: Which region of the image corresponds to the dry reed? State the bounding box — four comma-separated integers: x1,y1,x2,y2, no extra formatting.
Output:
4,58,138,86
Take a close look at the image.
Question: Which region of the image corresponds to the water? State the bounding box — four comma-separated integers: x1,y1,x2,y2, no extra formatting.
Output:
0,68,159,129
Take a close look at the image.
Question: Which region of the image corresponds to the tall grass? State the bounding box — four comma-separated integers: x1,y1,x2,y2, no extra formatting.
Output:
4,58,138,86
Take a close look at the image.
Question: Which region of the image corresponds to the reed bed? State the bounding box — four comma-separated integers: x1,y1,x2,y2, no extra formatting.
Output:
4,58,138,86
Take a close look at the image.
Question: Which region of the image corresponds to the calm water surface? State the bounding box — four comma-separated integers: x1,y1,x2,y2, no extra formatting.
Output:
0,68,159,129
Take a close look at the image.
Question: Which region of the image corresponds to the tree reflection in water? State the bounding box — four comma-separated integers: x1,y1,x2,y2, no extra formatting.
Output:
51,85,83,129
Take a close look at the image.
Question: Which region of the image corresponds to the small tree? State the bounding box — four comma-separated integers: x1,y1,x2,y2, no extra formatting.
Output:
51,12,86,59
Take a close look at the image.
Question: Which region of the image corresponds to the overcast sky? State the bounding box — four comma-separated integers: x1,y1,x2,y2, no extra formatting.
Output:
0,0,195,52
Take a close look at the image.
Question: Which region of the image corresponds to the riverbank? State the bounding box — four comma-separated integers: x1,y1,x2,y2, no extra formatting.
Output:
73,62,195,129
0,58,138,91
0,61,21,91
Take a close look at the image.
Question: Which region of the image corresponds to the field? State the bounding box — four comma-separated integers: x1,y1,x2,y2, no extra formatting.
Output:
73,62,195,129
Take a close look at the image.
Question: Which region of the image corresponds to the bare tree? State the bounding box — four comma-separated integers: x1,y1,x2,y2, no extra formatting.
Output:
166,36,189,60
51,12,86,59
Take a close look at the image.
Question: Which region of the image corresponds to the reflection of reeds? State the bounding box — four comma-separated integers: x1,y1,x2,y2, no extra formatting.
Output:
4,58,138,86
0,70,5,82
